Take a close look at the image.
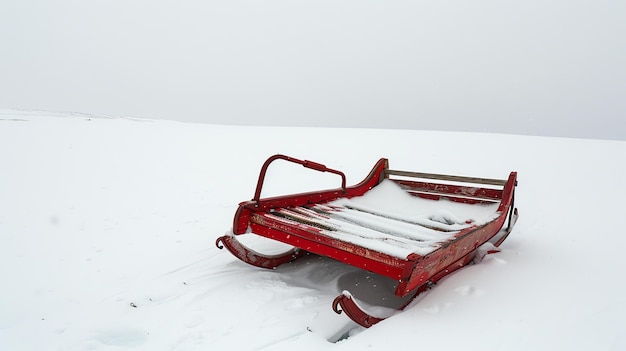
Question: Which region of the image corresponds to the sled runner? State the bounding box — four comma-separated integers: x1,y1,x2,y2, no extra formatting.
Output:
216,154,518,327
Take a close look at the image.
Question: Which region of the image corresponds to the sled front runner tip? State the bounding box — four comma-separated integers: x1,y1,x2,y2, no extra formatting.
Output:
216,154,518,327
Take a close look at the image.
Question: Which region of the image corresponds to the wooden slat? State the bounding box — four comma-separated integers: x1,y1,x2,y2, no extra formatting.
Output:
393,180,503,201
407,191,500,205
386,169,507,186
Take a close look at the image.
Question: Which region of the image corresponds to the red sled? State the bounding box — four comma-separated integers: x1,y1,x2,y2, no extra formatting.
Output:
216,154,518,327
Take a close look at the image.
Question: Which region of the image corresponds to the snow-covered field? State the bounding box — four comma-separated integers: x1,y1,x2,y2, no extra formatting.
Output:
1,109,625,350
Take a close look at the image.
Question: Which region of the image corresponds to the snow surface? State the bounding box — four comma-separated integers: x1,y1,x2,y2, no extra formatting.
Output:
2,109,626,350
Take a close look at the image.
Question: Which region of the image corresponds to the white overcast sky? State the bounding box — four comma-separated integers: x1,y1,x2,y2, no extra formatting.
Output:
1,0,624,140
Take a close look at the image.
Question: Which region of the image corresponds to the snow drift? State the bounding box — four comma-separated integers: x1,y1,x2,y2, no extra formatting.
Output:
1,109,625,350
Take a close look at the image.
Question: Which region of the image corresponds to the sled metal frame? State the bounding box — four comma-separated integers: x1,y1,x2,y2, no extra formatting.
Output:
216,154,518,327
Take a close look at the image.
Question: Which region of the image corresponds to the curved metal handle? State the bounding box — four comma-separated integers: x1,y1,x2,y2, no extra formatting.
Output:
252,154,346,203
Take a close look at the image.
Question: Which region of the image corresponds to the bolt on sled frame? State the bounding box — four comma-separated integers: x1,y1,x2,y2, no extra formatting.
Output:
216,154,518,327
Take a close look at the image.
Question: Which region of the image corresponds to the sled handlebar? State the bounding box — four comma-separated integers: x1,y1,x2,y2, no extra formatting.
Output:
252,154,347,203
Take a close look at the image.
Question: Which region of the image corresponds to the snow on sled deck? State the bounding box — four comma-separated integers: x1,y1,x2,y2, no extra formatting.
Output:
216,154,518,328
